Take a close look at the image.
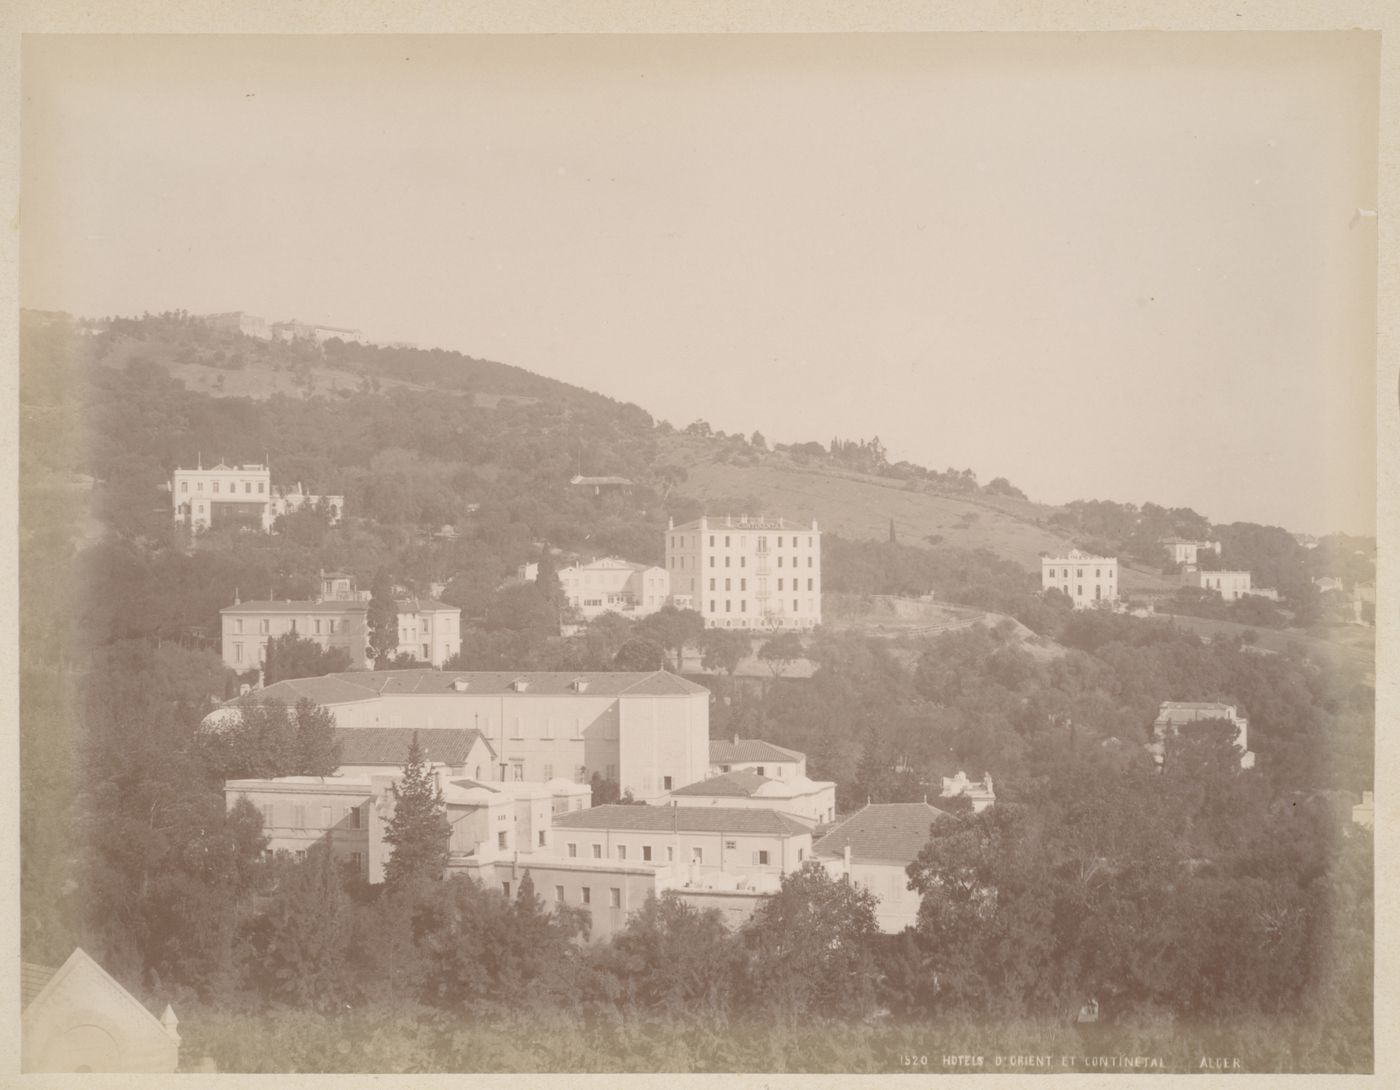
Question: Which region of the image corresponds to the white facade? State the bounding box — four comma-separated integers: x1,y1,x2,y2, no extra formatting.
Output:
668,771,837,826
665,515,821,630
1191,570,1253,601
1162,538,1220,566
172,461,343,532
1041,550,1118,608
940,771,996,813
547,557,671,620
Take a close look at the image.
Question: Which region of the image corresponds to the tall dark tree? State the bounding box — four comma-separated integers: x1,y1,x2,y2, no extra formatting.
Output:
248,842,355,1010
613,637,666,672
263,631,354,684
382,733,450,889
367,567,399,664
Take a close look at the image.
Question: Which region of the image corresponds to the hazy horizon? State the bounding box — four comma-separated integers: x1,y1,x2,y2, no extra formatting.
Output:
22,33,1379,537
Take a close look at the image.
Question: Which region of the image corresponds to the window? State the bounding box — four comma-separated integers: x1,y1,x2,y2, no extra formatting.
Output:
808,557,813,568
502,881,511,898
725,578,731,591
582,887,592,905
320,806,332,828
808,579,814,591
778,537,784,547
725,600,732,613
793,599,799,612
798,848,805,861
539,830,547,847
314,619,322,635
709,600,716,613
740,557,746,568
609,888,621,908
512,764,524,782
667,846,675,862
778,556,784,568
663,776,672,790
725,556,731,568
709,535,715,546
493,830,508,851
348,805,361,829
592,843,602,859
643,845,653,861
725,840,737,850
568,843,578,858
757,767,765,777
245,481,252,493
258,482,265,493
294,805,306,828
708,556,714,568
555,885,565,903
740,578,746,591
234,618,244,634
197,482,203,491
710,578,716,591
234,643,243,663
544,763,554,780
260,619,270,635
328,619,336,634
755,850,770,865
741,601,747,613
692,847,703,863
617,845,627,860
778,579,784,591
289,620,298,634
350,851,363,869
212,481,220,493
180,481,188,493
725,536,730,547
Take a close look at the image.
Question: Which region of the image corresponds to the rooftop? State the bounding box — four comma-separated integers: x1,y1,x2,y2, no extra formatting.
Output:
335,726,494,767
813,802,947,864
21,962,56,1009
710,738,804,765
671,515,816,533
1042,550,1116,562
224,669,710,710
395,597,458,614
671,770,773,797
553,804,811,837
222,600,368,614
570,475,633,486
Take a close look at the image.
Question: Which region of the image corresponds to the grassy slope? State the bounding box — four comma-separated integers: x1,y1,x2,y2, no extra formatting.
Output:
660,434,1177,587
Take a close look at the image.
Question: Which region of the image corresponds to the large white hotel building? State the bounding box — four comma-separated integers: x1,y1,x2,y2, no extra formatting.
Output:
664,515,821,630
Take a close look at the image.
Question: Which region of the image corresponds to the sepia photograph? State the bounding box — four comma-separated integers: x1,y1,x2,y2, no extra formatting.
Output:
11,13,1388,1082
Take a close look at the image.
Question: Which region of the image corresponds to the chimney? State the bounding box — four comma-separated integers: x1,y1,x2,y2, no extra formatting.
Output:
843,843,851,873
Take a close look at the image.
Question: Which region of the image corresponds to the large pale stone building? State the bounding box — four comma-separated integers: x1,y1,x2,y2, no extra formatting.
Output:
665,515,821,630
813,802,948,933
171,460,344,532
1041,550,1118,609
518,557,671,620
208,668,711,803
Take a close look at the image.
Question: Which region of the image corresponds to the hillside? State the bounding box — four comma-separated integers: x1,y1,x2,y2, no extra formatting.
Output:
658,433,1178,591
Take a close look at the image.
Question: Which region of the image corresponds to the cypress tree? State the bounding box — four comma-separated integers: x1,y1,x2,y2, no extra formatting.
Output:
382,732,450,889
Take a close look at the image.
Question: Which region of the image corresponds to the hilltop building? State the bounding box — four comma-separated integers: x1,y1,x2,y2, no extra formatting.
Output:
813,802,948,933
1041,551,1118,609
171,460,344,532
570,475,634,496
1161,538,1220,567
271,319,363,344
1149,701,1255,770
219,572,461,670
207,669,711,803
665,515,822,630
22,949,181,1073
200,311,271,340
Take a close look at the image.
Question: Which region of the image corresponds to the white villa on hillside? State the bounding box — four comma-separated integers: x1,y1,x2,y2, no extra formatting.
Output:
1041,550,1118,609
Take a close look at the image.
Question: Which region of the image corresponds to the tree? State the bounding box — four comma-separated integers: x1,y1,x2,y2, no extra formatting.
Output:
758,632,805,678
636,605,705,671
263,631,353,684
750,430,767,451
743,861,881,1019
291,697,342,776
613,637,666,672
534,551,565,616
601,892,747,1015
382,733,450,889
700,628,750,680
367,567,399,664
248,842,354,1010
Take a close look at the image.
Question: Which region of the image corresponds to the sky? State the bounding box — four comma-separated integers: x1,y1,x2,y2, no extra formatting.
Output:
21,33,1380,536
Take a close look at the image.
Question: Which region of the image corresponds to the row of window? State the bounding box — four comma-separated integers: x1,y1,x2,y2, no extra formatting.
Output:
180,479,267,494
708,577,815,592
537,883,619,908
667,535,816,549
669,555,816,571
1047,567,1112,579
565,841,795,866
709,599,812,615
261,801,363,829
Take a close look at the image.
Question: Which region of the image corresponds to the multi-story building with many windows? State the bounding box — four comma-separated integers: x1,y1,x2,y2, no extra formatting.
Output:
664,515,821,630
1041,550,1118,609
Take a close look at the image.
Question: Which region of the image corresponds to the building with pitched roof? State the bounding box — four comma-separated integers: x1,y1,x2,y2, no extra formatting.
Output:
208,668,711,802
665,514,821,630
709,736,806,780
519,556,672,619
1188,569,1254,601
668,769,836,825
1161,537,1220,566
813,802,948,933
21,948,181,1073
332,726,496,780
